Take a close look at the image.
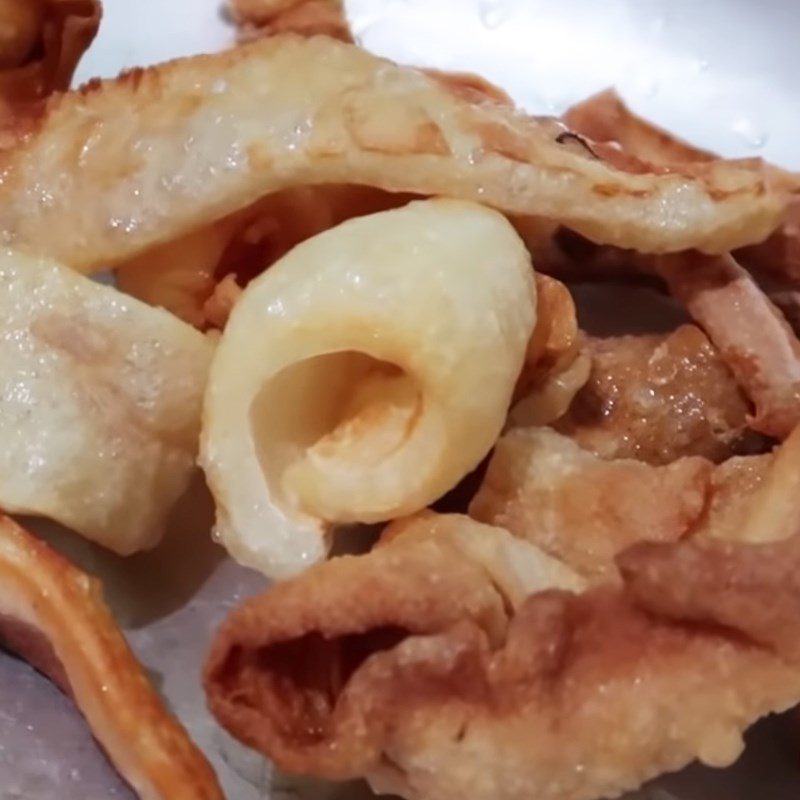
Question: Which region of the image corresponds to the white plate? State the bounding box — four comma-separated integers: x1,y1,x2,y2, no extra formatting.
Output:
2,2,798,799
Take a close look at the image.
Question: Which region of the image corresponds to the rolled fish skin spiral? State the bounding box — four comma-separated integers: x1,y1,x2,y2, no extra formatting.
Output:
200,198,536,578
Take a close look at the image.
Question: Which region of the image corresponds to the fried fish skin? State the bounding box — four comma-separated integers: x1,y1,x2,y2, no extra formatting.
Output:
0,0,99,115
0,514,222,800
0,36,786,272
204,511,800,800
0,248,213,554
656,252,800,439
564,88,715,167
200,199,535,578
555,325,756,465
469,426,711,581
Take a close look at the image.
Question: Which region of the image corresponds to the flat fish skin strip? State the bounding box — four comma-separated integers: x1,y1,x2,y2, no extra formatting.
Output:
0,35,787,271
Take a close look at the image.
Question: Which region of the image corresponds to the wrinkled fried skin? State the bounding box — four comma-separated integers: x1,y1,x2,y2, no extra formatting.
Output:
469,427,711,581
470,422,800,581
0,514,222,800
205,511,800,800
0,0,100,120
656,252,800,439
0,36,789,273
555,325,759,464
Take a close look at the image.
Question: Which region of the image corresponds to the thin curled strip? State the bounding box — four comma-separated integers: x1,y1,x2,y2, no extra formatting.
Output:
0,36,788,271
204,510,800,800
655,252,800,439
0,514,221,800
200,199,535,578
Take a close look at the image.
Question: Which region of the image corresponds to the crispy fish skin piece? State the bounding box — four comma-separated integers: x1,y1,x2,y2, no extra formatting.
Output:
204,512,800,800
516,274,581,397
510,274,590,428
0,514,222,800
0,0,100,111
0,37,787,272
201,199,535,578
230,0,351,41
469,427,710,581
564,88,715,167
656,252,800,439
564,89,800,287
555,325,757,464
470,424,800,579
204,513,585,776
0,248,213,554
115,185,411,329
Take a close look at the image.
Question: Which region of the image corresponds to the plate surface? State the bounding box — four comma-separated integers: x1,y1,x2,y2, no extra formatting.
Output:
2,1,798,799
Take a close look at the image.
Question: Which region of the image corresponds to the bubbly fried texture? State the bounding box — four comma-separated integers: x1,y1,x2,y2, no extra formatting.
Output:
470,422,800,581
205,511,800,800
0,514,221,800
555,325,757,464
230,0,351,41
0,248,213,554
656,252,800,439
469,427,710,581
201,200,535,578
0,36,788,272
0,0,99,118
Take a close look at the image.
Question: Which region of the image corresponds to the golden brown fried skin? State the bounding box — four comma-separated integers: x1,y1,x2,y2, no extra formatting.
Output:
469,427,710,581
204,511,800,800
656,252,800,439
555,324,758,464
0,0,99,119
0,36,788,273
230,0,351,41
0,514,222,800
509,274,588,426
115,184,413,328
517,274,581,396
564,88,715,167
470,422,800,582
564,88,800,293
